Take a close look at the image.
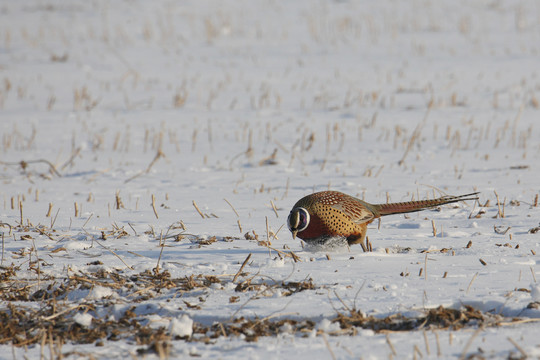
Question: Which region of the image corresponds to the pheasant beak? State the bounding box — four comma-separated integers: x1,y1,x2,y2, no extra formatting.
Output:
292,230,298,240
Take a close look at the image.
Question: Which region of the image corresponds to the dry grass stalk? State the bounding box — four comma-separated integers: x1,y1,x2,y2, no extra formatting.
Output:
507,337,527,357
413,344,422,359
493,191,504,218
233,253,252,283
398,108,430,166
321,333,337,360
360,236,372,253
270,200,279,218
155,232,165,274
82,214,93,229
237,220,243,233
424,254,428,280
468,198,478,218
386,334,397,356
434,330,441,356
459,327,482,360
466,272,479,294
192,201,205,219
74,202,79,217
423,330,430,355
19,200,23,225
0,159,61,178
125,149,165,183
282,178,290,200
115,191,125,210
249,236,299,260
151,194,159,219
61,147,81,171
1,232,5,264
224,198,239,217
173,89,188,108
494,226,511,235
265,217,271,246
191,129,198,152
95,240,133,270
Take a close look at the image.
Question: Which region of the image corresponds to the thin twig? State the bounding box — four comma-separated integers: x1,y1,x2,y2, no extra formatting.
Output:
466,272,478,294
459,328,482,360
0,159,61,177
265,216,271,245
192,201,205,219
50,208,60,229
398,107,430,166
424,253,428,281
498,318,540,326
224,198,239,217
151,194,159,219
507,337,527,357
233,253,252,283
60,147,81,170
155,231,165,273
333,290,351,312
95,240,133,270
82,213,93,229
434,330,441,357
41,305,85,321
270,200,279,218
423,330,430,355
1,232,4,265
128,223,138,235
124,149,165,183
322,333,337,360
386,334,397,356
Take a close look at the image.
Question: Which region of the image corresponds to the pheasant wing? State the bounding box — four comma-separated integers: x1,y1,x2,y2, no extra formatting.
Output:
330,199,377,225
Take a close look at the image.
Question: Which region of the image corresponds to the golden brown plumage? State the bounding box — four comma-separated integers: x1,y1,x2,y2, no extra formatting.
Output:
287,190,479,247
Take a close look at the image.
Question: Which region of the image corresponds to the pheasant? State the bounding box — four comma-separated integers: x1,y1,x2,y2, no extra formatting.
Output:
287,190,479,247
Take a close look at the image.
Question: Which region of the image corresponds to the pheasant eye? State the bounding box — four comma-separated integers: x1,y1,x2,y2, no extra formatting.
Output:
299,212,307,226
287,208,310,232
296,208,310,232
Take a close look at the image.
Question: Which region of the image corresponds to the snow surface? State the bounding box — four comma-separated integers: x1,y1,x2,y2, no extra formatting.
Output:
1,0,540,358
73,312,94,328
170,315,194,338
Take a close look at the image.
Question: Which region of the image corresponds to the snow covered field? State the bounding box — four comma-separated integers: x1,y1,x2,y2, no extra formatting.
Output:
1,0,540,358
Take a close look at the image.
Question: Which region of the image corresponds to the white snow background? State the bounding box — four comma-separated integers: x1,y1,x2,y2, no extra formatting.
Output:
1,0,540,359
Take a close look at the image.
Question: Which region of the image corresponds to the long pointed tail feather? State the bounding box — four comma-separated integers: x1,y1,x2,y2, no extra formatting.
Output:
375,192,479,216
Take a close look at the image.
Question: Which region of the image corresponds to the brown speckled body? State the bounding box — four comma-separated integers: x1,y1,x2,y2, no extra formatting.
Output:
291,191,378,244
288,190,479,246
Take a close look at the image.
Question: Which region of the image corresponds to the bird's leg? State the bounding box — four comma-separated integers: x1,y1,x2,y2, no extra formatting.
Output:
347,232,368,250
346,224,369,251
359,241,367,252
